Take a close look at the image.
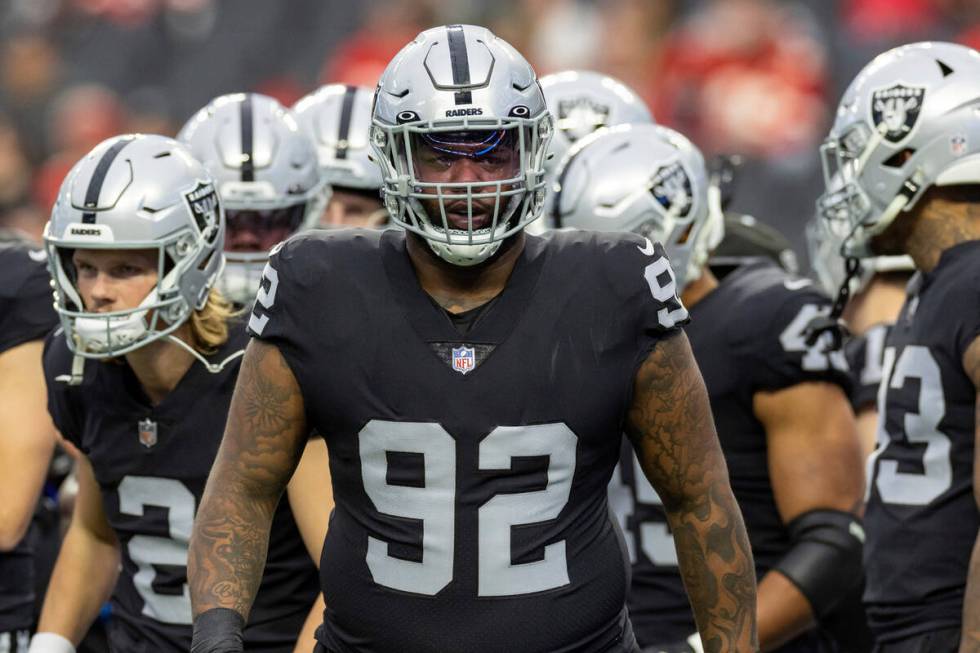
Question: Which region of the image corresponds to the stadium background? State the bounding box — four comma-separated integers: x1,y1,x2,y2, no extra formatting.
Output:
0,0,976,264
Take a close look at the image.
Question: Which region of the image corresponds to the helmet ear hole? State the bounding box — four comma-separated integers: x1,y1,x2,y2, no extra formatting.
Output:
882,148,916,168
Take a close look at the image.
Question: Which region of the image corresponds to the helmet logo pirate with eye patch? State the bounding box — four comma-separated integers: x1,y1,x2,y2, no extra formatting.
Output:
556,98,611,142
649,161,693,218
870,83,926,144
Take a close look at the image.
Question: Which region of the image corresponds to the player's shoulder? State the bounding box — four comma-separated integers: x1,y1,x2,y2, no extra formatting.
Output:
272,228,386,283
720,261,833,344
726,260,828,308
923,239,980,305
0,240,50,300
538,227,654,257
538,228,672,295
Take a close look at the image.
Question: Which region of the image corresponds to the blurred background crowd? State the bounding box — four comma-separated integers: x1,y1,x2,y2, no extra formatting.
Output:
0,0,978,261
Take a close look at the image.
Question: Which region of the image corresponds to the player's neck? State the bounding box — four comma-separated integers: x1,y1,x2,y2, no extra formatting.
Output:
842,273,911,335
896,198,980,273
680,266,719,309
123,323,197,405
406,231,526,314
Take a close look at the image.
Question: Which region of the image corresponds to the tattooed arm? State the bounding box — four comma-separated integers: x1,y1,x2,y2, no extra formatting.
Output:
626,331,759,652
188,339,309,626
960,336,980,653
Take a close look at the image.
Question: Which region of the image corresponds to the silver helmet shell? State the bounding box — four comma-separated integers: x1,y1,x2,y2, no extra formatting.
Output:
371,24,553,266
44,134,224,358
818,41,980,257
293,84,383,192
553,123,723,292
540,69,653,185
178,93,325,303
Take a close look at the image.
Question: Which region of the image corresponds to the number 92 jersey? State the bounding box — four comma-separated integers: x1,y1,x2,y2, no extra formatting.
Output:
864,241,980,642
247,228,688,653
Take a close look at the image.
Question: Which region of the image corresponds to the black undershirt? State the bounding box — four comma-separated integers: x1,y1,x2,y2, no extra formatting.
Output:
434,295,500,335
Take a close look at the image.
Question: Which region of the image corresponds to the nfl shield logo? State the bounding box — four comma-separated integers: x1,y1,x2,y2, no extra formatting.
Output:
138,419,158,449
451,346,476,375
870,83,926,144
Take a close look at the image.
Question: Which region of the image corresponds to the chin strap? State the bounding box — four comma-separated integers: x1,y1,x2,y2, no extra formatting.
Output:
165,334,245,374
54,353,87,386
803,256,861,350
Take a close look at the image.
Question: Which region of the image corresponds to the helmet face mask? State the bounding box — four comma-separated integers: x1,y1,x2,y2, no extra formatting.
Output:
371,25,553,266
45,135,225,359
376,119,549,264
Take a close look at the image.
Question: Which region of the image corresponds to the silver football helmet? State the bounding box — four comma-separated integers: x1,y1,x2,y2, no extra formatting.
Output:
540,69,653,186
818,41,980,257
553,124,723,291
371,24,553,266
293,84,382,192
178,93,325,303
806,213,914,296
44,134,224,359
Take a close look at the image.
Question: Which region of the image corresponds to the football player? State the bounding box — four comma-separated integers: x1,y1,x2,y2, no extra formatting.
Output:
292,85,387,229
557,124,864,652
808,218,915,461
27,134,327,653
177,93,326,306
0,231,59,653
534,69,653,233
817,41,980,652
188,25,758,653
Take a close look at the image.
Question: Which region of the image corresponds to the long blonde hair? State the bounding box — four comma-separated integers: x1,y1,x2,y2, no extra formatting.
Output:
189,288,242,355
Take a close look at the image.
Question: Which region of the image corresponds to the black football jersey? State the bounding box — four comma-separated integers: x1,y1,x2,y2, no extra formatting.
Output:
247,228,688,653
844,323,891,412
611,262,850,652
43,324,319,652
0,242,58,633
864,241,980,642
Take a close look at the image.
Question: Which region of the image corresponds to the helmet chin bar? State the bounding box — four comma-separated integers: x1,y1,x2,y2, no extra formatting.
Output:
218,256,267,305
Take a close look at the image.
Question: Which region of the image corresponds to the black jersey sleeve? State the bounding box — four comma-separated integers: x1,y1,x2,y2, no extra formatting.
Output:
597,233,690,352
0,247,57,354
844,323,890,411
41,331,84,448
735,277,851,394
245,236,315,354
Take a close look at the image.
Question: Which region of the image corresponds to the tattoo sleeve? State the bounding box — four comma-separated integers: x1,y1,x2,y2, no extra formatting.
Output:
959,337,980,652
188,339,308,620
626,331,759,652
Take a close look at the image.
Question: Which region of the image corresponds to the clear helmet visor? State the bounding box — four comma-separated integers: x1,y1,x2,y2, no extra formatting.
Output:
402,127,525,241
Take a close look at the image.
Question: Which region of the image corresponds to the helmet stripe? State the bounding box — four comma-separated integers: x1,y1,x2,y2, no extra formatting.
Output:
240,93,255,182
81,136,135,224
446,25,472,106
335,85,357,161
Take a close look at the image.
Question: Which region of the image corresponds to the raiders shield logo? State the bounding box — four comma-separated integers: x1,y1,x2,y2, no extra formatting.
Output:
183,181,221,243
871,84,926,144
138,418,158,449
649,162,693,218
557,98,610,142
